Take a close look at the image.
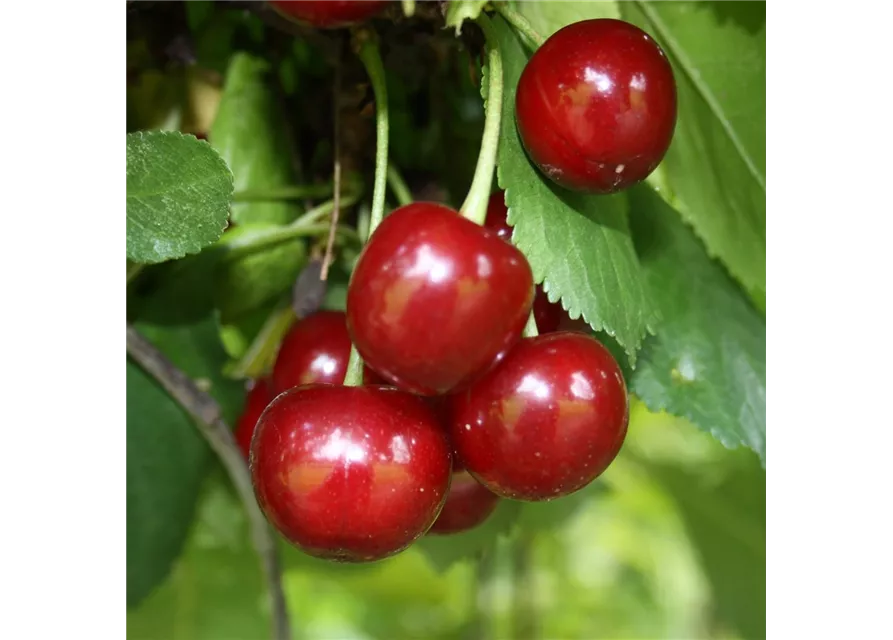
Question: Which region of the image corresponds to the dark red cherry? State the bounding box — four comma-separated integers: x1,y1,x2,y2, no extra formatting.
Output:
346,202,535,396
428,470,500,535
515,19,677,194
484,191,564,334
234,378,274,460
533,289,563,334
272,310,382,395
450,332,629,501
250,384,452,562
484,191,513,241
269,0,391,29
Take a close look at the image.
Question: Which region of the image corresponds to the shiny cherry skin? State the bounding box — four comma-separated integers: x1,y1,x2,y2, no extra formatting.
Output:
450,331,629,501
269,0,391,29
250,384,452,562
234,378,274,460
272,310,382,395
346,202,534,396
428,469,500,535
484,191,564,334
515,19,677,194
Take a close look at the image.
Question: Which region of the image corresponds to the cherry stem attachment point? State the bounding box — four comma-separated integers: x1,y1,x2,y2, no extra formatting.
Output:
492,2,545,50
343,28,391,387
460,12,503,226
522,310,539,338
126,326,291,640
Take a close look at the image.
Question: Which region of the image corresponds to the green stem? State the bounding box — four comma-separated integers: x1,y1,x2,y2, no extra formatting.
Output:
387,164,413,207
355,32,390,239
460,12,504,226
522,310,539,338
342,29,391,388
232,174,362,203
220,194,361,259
492,1,545,49
401,0,415,17
226,301,296,380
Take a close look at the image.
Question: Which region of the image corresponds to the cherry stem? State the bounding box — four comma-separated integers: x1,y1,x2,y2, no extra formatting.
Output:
492,2,545,50
401,0,415,17
232,175,361,202
387,164,413,207
226,299,296,380
126,326,291,640
522,310,539,338
221,194,361,260
321,47,344,282
343,29,391,388
460,12,504,226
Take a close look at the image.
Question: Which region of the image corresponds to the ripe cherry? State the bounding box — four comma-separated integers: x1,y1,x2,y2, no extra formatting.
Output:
484,191,564,334
272,310,382,395
450,331,629,501
268,0,391,29
428,463,500,535
250,384,452,562
234,378,274,460
346,202,534,396
515,19,677,194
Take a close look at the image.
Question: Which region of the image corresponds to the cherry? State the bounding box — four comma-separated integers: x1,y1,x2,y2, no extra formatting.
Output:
272,310,382,395
346,202,534,396
234,378,274,460
515,19,677,194
532,289,563,334
250,384,452,562
484,191,564,334
428,469,500,535
450,331,629,501
269,0,391,29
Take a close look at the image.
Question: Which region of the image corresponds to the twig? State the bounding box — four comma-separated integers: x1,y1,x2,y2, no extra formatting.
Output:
321,47,344,282
125,326,291,640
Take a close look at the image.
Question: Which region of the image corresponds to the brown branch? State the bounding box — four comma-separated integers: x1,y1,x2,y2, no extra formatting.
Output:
125,326,291,640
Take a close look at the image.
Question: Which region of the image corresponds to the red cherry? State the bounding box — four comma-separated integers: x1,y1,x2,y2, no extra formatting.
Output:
346,202,535,396
484,191,565,334
533,288,563,334
250,384,452,562
428,470,500,535
272,310,382,395
515,19,677,194
484,191,513,241
450,332,629,501
269,0,391,29
234,378,275,460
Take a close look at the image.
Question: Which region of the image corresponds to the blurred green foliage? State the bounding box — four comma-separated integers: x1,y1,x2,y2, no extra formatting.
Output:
128,403,763,640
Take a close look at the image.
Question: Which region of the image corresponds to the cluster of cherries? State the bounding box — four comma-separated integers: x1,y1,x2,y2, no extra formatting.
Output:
234,2,677,562
237,193,629,562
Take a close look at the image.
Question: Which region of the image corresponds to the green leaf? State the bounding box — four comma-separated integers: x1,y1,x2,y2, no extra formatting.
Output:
621,0,766,303
126,317,244,608
213,224,308,322
444,0,488,34
628,185,765,462
127,477,272,639
414,499,522,572
493,16,659,364
126,131,233,264
515,0,620,37
210,53,302,226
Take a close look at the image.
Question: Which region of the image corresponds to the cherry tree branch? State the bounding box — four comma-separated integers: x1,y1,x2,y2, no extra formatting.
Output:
125,326,291,640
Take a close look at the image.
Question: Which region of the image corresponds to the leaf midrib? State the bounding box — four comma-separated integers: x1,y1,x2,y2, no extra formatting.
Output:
634,0,766,192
